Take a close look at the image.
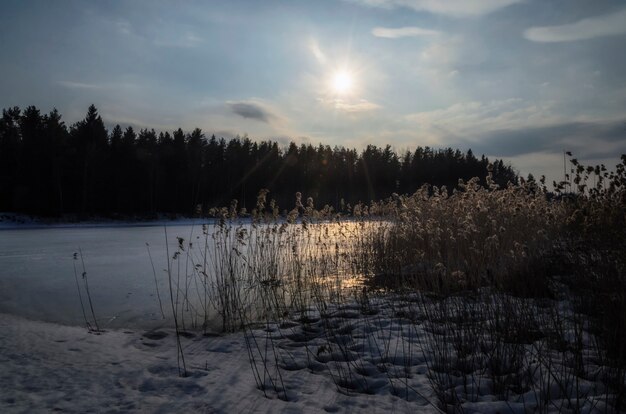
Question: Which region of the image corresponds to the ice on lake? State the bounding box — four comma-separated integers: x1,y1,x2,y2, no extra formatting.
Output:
0,221,214,329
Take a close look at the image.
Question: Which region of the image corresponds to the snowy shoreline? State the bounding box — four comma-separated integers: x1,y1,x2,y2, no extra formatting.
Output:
2,291,617,413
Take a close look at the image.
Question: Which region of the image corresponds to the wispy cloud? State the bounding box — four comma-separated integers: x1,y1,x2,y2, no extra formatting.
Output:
372,26,439,38
315,96,382,114
345,0,521,17
228,100,276,123
524,8,626,43
154,32,203,48
116,20,132,36
309,38,327,64
406,98,557,136
57,81,103,90
57,80,140,92
333,99,381,113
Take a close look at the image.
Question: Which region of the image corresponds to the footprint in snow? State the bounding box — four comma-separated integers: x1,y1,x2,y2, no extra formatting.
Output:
143,331,168,340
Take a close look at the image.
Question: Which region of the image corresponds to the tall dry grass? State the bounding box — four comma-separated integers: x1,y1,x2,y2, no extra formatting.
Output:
154,156,625,411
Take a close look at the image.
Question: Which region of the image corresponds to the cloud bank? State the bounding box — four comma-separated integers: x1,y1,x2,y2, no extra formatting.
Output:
407,99,626,160
476,120,626,158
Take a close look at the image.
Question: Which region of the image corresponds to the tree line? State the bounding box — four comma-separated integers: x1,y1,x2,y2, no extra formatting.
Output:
0,105,518,217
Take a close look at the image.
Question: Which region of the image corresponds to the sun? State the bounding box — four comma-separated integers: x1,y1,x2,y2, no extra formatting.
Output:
331,70,353,94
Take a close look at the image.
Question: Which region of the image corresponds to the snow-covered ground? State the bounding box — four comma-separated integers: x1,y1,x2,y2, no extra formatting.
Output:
0,311,432,413
2,294,617,413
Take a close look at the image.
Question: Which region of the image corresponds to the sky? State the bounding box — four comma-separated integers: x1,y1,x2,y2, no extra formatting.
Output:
1,0,626,185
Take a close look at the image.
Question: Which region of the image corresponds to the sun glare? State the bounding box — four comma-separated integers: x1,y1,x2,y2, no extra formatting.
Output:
331,70,353,94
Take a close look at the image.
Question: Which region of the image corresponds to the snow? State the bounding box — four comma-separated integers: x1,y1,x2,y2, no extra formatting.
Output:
0,312,430,413
2,294,616,413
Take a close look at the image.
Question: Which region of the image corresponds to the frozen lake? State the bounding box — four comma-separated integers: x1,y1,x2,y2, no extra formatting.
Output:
0,221,214,329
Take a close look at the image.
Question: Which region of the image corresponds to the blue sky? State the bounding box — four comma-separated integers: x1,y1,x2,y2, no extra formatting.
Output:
1,0,626,184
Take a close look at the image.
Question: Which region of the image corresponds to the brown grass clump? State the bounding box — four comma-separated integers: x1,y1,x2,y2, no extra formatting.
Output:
364,167,566,297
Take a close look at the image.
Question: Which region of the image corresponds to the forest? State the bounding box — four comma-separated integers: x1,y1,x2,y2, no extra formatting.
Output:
0,105,518,217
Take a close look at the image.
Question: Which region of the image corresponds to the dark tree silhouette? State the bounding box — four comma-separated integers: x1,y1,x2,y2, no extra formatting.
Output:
0,105,519,217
